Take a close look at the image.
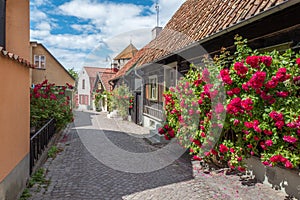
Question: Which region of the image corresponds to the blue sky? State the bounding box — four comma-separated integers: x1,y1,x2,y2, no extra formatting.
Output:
30,0,185,71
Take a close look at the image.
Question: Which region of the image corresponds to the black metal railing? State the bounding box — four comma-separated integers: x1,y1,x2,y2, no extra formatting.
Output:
143,105,164,121
30,118,55,174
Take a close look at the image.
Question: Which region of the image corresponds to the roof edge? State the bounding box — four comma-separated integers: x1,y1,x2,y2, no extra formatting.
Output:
137,0,299,69
30,42,76,81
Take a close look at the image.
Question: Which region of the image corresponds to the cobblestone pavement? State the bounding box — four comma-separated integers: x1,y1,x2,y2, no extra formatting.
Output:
29,111,288,200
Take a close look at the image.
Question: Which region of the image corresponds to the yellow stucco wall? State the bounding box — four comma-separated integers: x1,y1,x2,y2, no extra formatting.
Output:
31,44,75,86
0,58,30,182
5,0,30,61
0,0,30,182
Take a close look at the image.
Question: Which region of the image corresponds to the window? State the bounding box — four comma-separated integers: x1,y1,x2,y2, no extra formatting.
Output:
148,75,158,101
79,95,89,105
82,79,85,89
0,0,6,47
34,55,46,68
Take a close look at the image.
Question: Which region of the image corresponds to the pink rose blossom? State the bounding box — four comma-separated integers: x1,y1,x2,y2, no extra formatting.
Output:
283,135,298,143
265,140,273,146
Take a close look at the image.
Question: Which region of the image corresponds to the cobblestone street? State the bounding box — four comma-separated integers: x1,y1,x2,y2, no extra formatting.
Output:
29,111,288,200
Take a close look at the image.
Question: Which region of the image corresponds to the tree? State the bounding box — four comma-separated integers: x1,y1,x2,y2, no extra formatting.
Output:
68,67,78,80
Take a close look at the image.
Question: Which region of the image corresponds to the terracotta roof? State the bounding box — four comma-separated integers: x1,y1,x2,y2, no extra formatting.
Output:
130,0,293,69
84,66,108,77
84,66,110,91
113,43,138,60
0,46,36,68
110,47,147,81
98,69,116,91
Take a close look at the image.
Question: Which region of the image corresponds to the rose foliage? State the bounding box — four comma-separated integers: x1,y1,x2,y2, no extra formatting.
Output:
110,83,133,119
160,36,300,171
30,80,74,130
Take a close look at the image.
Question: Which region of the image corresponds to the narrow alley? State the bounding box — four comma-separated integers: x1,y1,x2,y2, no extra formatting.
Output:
28,111,287,200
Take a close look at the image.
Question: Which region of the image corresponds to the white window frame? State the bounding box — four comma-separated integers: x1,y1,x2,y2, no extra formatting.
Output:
82,79,85,90
149,75,158,101
34,55,46,69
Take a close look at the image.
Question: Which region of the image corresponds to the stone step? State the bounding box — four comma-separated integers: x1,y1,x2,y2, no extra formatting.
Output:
146,129,169,144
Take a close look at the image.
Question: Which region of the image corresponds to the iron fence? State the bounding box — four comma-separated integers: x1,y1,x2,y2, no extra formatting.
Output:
30,118,55,174
143,105,164,121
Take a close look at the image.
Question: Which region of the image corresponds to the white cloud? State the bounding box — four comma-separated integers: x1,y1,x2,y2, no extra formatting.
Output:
30,0,186,71
36,22,51,31
157,0,186,25
70,24,96,33
30,9,48,21
30,0,51,7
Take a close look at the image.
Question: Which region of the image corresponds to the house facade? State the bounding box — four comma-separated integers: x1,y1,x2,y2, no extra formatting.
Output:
0,0,33,199
131,0,300,130
115,0,300,197
112,43,138,70
30,42,75,87
93,69,116,112
77,67,108,110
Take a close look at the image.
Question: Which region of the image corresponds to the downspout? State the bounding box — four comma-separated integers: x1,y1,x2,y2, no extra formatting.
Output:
134,66,144,126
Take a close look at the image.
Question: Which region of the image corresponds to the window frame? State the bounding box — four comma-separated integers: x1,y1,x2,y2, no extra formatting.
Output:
34,55,46,69
82,79,85,90
148,75,158,101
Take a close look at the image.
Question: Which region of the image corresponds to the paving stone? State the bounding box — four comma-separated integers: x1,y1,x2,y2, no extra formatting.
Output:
29,111,289,200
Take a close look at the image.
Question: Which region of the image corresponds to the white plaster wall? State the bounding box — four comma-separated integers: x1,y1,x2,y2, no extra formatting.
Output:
77,68,91,110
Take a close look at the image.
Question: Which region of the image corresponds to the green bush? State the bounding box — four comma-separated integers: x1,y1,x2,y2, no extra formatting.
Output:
30,80,74,130
161,36,300,171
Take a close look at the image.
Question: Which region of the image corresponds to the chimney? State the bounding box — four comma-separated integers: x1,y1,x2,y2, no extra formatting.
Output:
152,26,162,40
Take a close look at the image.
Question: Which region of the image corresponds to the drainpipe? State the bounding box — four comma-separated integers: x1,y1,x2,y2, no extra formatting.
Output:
134,67,144,126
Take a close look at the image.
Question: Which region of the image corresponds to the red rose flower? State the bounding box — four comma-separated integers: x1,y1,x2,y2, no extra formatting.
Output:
253,136,260,141
285,160,293,168
269,111,284,121
158,127,165,135
246,55,260,68
275,121,285,129
219,144,229,153
263,130,273,136
164,134,170,140
283,135,298,143
265,80,278,89
260,56,272,67
193,139,202,147
193,155,202,161
276,91,289,98
211,149,218,155
248,71,266,89
296,58,300,67
244,121,253,129
241,98,253,111
234,62,248,75
220,69,233,85
265,140,273,146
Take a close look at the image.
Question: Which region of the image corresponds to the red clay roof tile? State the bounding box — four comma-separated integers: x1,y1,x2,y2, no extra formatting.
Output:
110,0,295,81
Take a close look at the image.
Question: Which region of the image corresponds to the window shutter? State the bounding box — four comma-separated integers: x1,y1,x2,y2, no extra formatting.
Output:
158,84,163,102
145,84,149,99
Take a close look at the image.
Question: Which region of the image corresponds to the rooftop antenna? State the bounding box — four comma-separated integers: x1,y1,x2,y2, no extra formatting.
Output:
155,1,159,27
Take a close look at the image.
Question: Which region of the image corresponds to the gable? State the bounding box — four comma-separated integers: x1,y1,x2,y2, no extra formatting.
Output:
31,43,75,86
